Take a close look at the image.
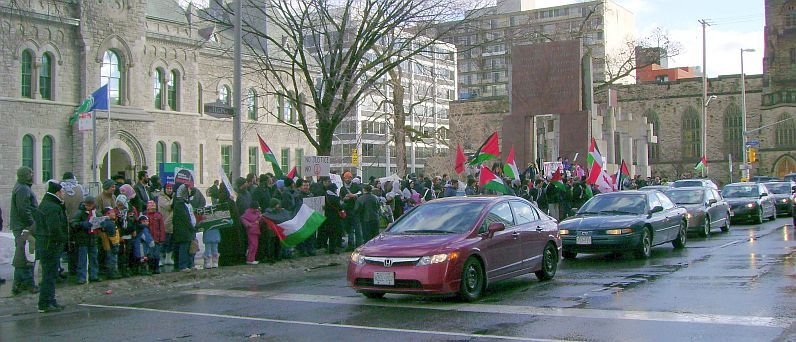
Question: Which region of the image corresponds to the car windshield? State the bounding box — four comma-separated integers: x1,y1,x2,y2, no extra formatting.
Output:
664,189,703,204
578,194,647,215
673,180,703,188
387,201,485,234
764,183,791,194
722,185,759,198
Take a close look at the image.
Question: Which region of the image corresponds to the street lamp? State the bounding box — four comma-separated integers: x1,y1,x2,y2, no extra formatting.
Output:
740,48,755,181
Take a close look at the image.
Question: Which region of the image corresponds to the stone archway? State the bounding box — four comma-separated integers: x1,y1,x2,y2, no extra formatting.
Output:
96,130,147,181
100,148,132,181
772,154,796,178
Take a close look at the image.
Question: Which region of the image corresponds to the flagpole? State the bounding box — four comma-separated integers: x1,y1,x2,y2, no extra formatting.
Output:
92,108,97,182
106,84,112,181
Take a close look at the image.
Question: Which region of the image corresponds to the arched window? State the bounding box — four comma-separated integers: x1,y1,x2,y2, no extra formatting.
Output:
247,88,257,120
101,51,122,105
168,70,178,111
21,50,33,98
197,83,204,114
171,142,181,163
42,135,53,182
156,141,166,166
22,134,34,170
153,68,164,109
39,53,53,100
681,106,701,159
644,109,660,162
723,103,743,158
775,113,795,147
219,85,231,105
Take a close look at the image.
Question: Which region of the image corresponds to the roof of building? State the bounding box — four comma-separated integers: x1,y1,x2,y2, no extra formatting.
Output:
147,0,188,24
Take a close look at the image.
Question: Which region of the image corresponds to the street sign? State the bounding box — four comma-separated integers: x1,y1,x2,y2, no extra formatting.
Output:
745,140,759,147
302,156,330,177
78,112,93,131
204,101,234,118
351,148,359,166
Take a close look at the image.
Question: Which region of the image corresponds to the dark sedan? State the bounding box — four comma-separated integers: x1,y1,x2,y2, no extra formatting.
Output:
347,196,561,301
558,191,688,259
722,182,777,224
762,181,795,216
663,187,731,237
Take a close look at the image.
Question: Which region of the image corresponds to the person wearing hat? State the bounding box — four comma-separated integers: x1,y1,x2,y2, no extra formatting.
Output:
96,179,117,215
112,174,126,197
157,183,175,266
71,195,100,284
34,180,68,313
61,171,85,279
10,166,38,296
322,183,344,254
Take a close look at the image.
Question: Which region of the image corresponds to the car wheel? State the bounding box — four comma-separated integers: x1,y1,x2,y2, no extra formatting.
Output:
700,216,710,237
672,221,687,249
721,213,730,232
757,208,765,224
362,291,385,299
458,257,484,302
635,227,652,259
534,243,558,281
562,251,577,260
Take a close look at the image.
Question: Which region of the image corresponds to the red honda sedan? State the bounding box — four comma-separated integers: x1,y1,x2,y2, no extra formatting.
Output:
347,196,561,301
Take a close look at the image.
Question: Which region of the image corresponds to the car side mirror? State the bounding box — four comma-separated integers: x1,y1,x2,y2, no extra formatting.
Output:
791,186,795,193
708,199,717,206
487,222,505,236
650,205,664,214
760,193,768,198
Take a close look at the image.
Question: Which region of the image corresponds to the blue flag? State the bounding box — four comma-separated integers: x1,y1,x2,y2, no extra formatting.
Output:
90,84,109,111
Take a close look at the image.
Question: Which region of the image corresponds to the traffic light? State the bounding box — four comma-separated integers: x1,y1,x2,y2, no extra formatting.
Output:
747,147,757,163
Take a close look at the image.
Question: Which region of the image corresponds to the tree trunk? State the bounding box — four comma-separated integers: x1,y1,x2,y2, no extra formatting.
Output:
389,69,407,178
315,118,334,156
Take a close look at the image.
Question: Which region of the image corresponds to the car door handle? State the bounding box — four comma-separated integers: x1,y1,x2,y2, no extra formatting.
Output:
535,226,543,231
512,232,520,238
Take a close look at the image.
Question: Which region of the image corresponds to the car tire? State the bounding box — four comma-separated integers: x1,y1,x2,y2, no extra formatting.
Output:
362,291,385,299
458,257,484,302
562,251,577,260
635,227,652,259
535,243,558,281
672,221,687,249
757,208,765,225
700,216,710,237
721,213,730,232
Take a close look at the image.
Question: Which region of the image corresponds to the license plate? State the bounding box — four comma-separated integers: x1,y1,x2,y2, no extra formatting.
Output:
373,272,395,286
576,236,592,245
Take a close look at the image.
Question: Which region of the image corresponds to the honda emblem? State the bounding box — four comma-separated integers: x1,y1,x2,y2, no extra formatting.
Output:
383,259,393,267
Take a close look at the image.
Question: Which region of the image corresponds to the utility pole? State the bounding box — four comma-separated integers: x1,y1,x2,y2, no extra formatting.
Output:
699,19,710,178
232,0,243,181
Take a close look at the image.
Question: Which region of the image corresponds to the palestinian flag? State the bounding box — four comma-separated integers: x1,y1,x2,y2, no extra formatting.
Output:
615,160,631,190
262,204,326,247
586,137,603,184
257,133,283,178
503,146,520,181
694,156,707,172
286,166,298,179
469,132,500,166
550,166,566,191
479,166,510,195
454,144,466,174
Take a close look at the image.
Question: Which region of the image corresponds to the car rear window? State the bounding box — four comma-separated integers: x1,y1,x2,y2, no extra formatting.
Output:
387,201,485,234
764,183,791,194
664,189,704,204
673,180,702,188
722,185,759,198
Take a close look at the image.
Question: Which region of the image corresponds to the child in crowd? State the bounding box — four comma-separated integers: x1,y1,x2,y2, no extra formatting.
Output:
114,195,138,277
241,202,262,265
144,200,164,274
264,198,286,261
100,207,121,279
132,215,154,275
71,196,100,284
202,219,221,269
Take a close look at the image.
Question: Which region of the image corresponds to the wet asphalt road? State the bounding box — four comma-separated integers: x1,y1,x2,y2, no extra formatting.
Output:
1,218,794,341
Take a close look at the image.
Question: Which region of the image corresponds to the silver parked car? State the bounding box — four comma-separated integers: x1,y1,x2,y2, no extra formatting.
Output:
664,187,731,237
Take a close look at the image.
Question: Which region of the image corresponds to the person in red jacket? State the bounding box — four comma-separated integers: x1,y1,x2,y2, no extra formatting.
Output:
240,203,262,265
144,200,165,274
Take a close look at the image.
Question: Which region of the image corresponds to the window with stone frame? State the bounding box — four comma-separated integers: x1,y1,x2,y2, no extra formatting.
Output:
171,142,181,163
39,53,53,100
775,113,795,147
248,146,258,176
22,134,34,170
723,103,743,158
21,50,33,98
281,148,290,174
101,50,123,105
42,135,53,182
644,109,661,162
219,85,231,105
221,145,231,176
681,106,701,159
156,141,166,166
247,88,258,120
295,148,303,173
197,83,204,114
168,70,178,110
154,68,164,109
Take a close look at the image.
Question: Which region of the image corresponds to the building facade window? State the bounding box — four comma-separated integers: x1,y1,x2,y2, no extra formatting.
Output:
39,53,53,100
154,68,164,109
199,144,204,184
723,103,743,158
295,148,303,173
221,145,231,176
101,51,123,105
21,50,33,98
219,85,231,105
775,113,795,147
168,70,178,111
248,146,258,175
156,141,166,166
42,135,53,182
247,88,257,120
681,106,701,159
281,148,290,174
22,134,34,170
171,142,181,163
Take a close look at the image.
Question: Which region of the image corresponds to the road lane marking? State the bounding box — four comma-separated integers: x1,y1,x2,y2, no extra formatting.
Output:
184,289,794,329
78,303,558,341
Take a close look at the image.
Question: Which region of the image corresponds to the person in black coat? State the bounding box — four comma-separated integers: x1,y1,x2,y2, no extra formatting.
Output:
355,185,382,242
171,184,196,272
323,184,343,254
71,196,100,284
34,181,68,312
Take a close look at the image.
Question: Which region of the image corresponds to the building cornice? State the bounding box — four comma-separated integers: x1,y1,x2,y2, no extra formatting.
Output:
0,5,79,26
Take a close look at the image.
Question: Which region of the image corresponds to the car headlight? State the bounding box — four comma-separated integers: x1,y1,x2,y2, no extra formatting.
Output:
782,199,790,203
350,250,365,265
747,203,756,208
686,212,693,219
605,228,634,235
417,252,457,266
559,229,570,235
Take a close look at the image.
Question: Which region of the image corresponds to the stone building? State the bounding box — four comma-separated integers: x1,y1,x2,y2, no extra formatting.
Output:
0,0,316,222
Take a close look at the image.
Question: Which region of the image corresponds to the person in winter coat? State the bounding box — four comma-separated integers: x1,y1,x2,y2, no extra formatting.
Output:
323,183,343,254
171,184,196,272
60,172,84,279
241,202,262,265
34,180,68,313
144,200,164,274
114,195,138,277
100,207,121,279
71,196,100,284
355,185,382,242
131,215,154,275
10,166,38,295
158,183,175,266
202,221,221,269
